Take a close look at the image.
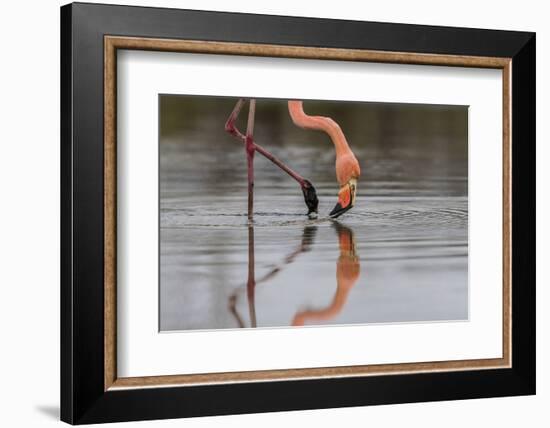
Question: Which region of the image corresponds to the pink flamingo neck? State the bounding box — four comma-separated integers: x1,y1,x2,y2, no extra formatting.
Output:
288,100,352,158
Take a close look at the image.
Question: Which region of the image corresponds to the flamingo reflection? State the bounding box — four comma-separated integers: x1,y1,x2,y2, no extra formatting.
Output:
292,223,360,326
228,222,360,327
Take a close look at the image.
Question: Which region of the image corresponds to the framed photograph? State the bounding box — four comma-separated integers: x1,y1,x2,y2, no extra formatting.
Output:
60,2,535,424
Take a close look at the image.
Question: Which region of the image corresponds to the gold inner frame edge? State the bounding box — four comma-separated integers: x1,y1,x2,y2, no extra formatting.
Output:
104,35,512,391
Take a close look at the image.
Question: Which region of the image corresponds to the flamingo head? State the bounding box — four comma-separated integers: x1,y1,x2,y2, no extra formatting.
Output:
330,178,357,218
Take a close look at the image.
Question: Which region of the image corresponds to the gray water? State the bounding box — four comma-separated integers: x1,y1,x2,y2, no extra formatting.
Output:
159,96,468,331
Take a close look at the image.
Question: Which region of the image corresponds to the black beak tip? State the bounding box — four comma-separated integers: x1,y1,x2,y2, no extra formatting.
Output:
330,203,351,218
329,203,343,217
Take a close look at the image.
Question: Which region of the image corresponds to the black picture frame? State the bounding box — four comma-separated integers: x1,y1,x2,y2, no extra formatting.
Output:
61,2,535,424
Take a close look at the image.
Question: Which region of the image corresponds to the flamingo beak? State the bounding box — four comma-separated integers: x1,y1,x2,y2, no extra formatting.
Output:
302,180,319,216
330,178,357,218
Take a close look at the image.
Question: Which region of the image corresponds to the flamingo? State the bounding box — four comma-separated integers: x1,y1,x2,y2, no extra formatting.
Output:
225,99,361,219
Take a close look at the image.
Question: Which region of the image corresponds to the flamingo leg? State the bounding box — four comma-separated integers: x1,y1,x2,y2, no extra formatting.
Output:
224,98,247,140
225,99,318,215
245,100,256,220
225,99,301,182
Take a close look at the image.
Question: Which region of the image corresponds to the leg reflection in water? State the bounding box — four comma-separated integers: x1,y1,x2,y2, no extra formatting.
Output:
228,222,360,328
228,225,318,328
